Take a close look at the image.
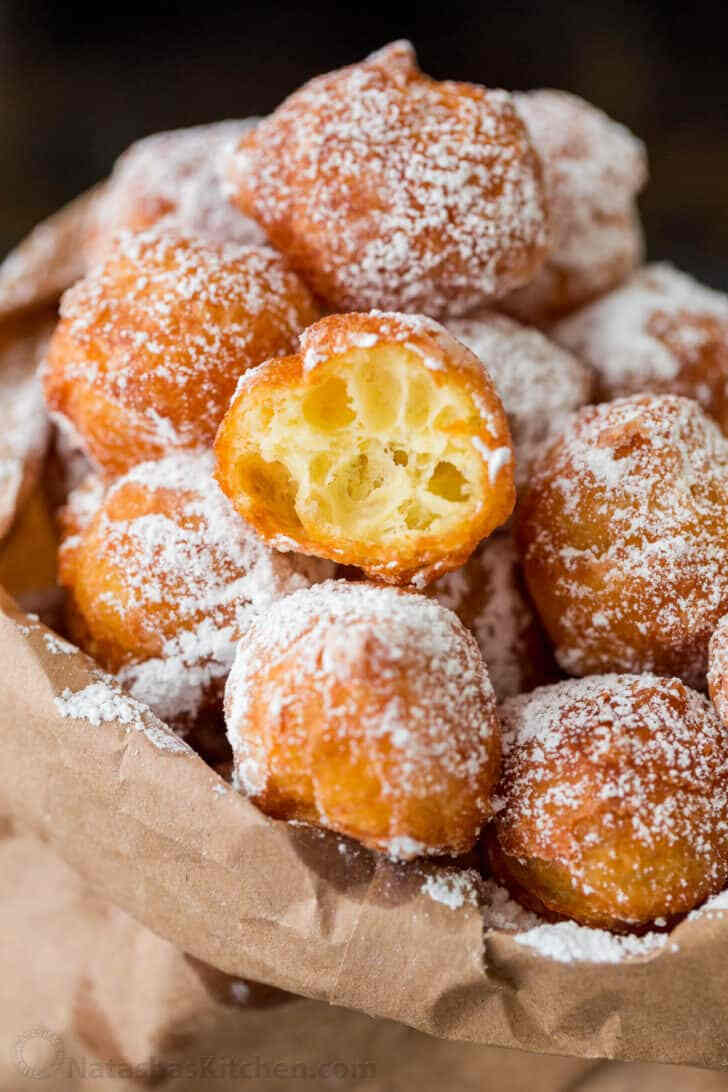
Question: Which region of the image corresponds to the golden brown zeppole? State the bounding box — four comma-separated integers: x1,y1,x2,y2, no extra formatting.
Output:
85,120,266,263
224,581,501,858
58,452,333,732
517,394,728,688
709,616,728,729
553,263,728,434
425,532,557,701
501,89,647,324
43,228,320,479
214,311,515,585
446,310,593,488
225,41,549,316
486,675,728,930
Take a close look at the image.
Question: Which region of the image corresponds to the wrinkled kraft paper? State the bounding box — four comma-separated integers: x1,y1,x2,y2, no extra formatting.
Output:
2,193,728,1074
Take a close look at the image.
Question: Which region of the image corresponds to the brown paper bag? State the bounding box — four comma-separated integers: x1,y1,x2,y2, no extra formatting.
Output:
3,193,728,1075
4,814,728,1091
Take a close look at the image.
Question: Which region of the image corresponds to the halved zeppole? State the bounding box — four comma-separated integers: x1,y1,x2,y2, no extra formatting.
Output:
214,311,515,585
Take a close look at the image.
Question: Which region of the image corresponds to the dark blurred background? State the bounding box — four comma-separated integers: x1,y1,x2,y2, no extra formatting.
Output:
2,1,727,288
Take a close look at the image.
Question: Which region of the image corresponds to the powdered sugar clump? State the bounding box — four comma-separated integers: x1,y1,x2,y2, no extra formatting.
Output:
422,868,480,909
513,921,670,964
480,879,671,963
55,676,189,753
448,310,592,486
228,41,547,316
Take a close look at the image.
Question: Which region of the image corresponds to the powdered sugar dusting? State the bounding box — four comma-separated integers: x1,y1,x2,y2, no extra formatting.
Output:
502,89,646,322
60,452,333,726
89,120,265,260
48,228,318,458
428,533,553,701
495,674,728,919
228,41,548,316
553,263,728,429
520,394,728,685
709,615,728,728
225,580,499,855
448,310,592,486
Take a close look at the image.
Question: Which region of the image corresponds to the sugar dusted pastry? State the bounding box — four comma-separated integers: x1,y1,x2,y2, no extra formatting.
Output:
426,532,556,700
58,452,332,730
709,616,728,729
487,675,728,930
447,310,593,487
553,263,728,434
86,120,266,263
225,581,501,858
43,229,319,479
214,311,515,585
517,394,728,687
501,89,647,324
226,41,548,316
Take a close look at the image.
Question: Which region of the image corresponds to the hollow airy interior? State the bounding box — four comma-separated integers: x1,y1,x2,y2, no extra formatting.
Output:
234,345,490,547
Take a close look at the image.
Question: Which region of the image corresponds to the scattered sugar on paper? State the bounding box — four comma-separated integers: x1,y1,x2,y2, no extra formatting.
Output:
422,869,480,910
43,632,77,656
55,677,189,754
480,880,673,964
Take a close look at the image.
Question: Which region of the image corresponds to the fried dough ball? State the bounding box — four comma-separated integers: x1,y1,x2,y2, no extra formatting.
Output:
553,264,728,434
225,580,501,858
500,90,647,325
709,616,728,729
226,41,548,316
214,311,515,585
43,229,320,479
86,120,266,263
426,532,557,701
447,310,593,488
517,394,728,688
486,675,728,930
58,452,333,730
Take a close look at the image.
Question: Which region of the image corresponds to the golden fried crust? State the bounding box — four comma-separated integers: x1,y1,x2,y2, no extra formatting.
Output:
709,616,728,728
425,532,557,701
517,394,728,687
43,229,320,479
214,311,516,585
225,581,501,858
553,264,728,436
487,674,728,930
500,90,647,325
57,452,332,730
226,41,548,317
